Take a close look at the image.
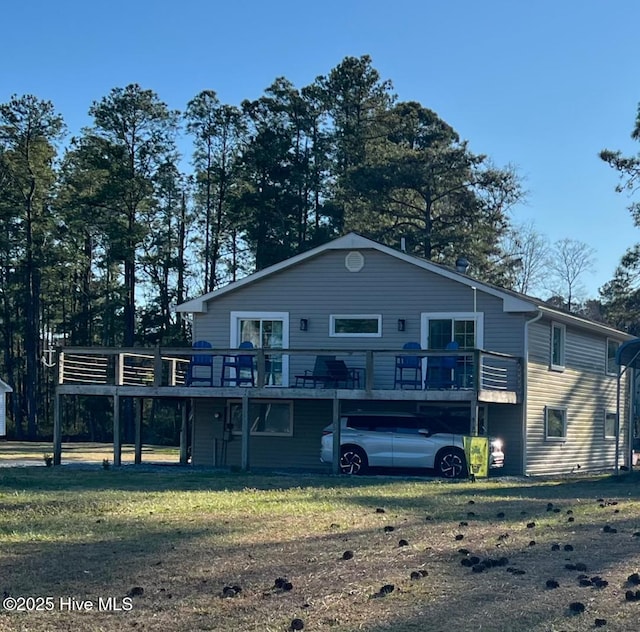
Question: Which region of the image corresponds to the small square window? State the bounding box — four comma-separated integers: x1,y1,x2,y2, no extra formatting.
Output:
546,406,567,440
551,323,565,371
604,411,617,439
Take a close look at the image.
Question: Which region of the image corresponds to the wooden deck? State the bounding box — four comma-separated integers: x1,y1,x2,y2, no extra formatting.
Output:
55,346,522,400
52,346,523,470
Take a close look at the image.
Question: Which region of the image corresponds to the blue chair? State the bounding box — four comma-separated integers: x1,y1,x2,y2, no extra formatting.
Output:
220,341,256,387
394,342,423,389
187,341,215,386
425,341,460,389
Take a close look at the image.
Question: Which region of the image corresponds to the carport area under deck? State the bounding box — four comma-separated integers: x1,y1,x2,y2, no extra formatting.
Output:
53,383,520,471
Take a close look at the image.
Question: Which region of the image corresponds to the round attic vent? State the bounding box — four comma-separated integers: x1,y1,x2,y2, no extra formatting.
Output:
345,251,365,272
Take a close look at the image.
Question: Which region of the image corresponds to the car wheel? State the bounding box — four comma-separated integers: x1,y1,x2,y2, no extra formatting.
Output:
436,448,467,479
340,446,368,475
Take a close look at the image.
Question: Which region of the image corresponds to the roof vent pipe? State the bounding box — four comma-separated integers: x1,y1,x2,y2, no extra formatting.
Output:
400,237,406,253
455,257,470,274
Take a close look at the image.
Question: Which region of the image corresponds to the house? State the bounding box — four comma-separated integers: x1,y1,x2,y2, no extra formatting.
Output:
0,378,13,437
173,233,633,476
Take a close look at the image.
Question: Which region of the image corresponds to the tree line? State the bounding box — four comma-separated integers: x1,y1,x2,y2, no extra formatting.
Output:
0,55,635,440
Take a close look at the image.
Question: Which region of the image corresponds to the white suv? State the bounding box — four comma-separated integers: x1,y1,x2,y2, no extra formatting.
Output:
320,412,504,478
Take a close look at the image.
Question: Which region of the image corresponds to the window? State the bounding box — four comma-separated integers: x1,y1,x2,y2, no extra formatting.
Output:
545,406,567,440
604,410,617,439
428,318,475,350
550,323,565,371
330,314,382,337
422,312,484,350
606,339,620,375
228,401,293,436
422,313,484,389
230,312,289,385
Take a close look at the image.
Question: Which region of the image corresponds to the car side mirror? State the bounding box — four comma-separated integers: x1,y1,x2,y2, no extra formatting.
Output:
418,428,430,436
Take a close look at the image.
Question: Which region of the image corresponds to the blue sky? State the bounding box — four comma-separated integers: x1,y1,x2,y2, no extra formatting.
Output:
2,0,639,298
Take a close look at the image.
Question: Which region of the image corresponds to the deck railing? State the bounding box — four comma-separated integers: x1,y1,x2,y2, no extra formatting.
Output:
55,346,523,396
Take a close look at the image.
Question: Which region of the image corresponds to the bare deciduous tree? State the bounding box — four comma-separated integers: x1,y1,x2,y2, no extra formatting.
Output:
501,220,550,295
546,238,596,311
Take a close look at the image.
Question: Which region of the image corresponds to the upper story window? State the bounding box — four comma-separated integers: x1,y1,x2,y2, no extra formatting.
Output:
422,312,485,350
230,311,289,386
330,314,382,337
606,339,620,375
550,322,565,371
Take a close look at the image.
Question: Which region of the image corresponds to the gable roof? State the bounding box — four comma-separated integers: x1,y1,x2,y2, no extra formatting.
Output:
0,379,12,393
177,233,535,314
176,232,630,340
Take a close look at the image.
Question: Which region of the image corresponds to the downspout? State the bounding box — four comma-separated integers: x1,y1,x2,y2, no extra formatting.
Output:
523,309,543,476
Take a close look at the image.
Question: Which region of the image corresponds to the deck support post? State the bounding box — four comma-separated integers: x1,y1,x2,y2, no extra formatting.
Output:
180,401,188,465
332,396,341,475
470,398,479,436
365,351,374,391
53,393,62,466
135,398,143,465
241,392,250,471
113,393,121,467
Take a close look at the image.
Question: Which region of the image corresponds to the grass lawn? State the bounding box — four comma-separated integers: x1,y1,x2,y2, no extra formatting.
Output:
1,468,640,631
0,441,180,465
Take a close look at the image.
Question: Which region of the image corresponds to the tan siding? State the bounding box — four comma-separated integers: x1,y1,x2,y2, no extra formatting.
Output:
526,362,625,475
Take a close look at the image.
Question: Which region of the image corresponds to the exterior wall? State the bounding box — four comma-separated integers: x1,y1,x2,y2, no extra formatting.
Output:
525,318,628,475
192,248,528,388
191,399,226,466
192,398,333,470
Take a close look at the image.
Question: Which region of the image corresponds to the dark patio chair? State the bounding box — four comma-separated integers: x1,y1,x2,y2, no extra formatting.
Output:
295,355,336,388
425,341,460,389
394,342,423,389
295,356,360,388
323,359,360,388
187,340,215,386
220,341,256,387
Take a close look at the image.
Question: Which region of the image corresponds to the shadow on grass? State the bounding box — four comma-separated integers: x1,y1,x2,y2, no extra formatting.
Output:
0,465,453,495
3,469,640,631
0,522,220,596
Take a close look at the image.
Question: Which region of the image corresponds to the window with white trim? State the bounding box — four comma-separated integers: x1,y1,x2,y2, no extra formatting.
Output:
606,339,620,376
230,312,289,386
421,312,484,389
228,400,293,436
604,410,617,439
545,406,567,440
421,312,485,350
550,323,565,371
330,314,382,337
